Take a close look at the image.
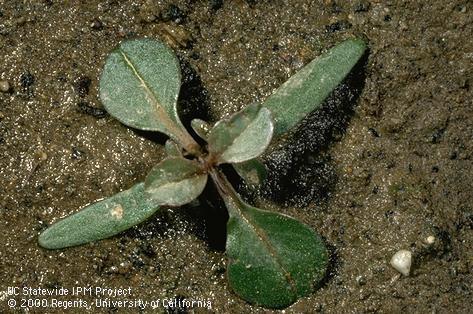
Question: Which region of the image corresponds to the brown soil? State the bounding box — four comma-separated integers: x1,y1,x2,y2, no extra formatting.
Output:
1,1,471,313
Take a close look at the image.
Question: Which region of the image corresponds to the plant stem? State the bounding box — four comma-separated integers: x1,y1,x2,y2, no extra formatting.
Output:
209,168,244,218
170,125,202,157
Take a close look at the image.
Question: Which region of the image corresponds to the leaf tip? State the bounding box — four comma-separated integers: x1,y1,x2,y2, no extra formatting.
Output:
345,37,367,54
38,229,59,250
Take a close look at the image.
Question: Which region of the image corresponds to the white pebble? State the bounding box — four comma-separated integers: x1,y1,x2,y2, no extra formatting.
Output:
425,235,435,245
390,249,412,276
0,80,10,92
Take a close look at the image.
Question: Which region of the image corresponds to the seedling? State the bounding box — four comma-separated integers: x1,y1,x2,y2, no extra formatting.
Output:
39,38,366,309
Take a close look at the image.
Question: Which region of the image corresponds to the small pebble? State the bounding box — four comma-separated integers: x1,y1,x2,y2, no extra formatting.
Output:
356,275,367,286
162,4,186,24
90,19,103,30
425,235,435,245
325,20,352,33
0,80,10,92
390,249,412,276
77,101,107,119
142,14,157,23
71,147,85,160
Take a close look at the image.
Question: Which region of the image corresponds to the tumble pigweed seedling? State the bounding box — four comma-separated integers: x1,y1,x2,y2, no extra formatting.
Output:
39,38,366,309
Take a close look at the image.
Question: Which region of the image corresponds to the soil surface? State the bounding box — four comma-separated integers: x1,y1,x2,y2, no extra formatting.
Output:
1,0,472,313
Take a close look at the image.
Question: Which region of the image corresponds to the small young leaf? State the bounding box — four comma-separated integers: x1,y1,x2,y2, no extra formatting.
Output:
39,183,160,249
145,157,207,206
225,198,328,308
100,39,185,137
164,139,182,157
264,38,366,138
190,118,211,141
232,158,268,188
208,103,274,164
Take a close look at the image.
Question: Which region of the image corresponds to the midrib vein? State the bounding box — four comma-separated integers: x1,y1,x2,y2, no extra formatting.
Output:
118,49,174,132
232,201,297,294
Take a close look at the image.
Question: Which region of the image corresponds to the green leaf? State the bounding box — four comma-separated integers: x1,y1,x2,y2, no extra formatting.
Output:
233,158,268,188
208,103,274,164
38,183,159,249
190,118,210,141
264,38,366,138
100,38,185,137
210,170,328,309
227,206,328,308
224,194,328,309
165,139,182,157
145,157,207,206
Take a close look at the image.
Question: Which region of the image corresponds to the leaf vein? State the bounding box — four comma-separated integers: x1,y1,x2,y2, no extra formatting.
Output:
118,49,174,133
231,198,297,294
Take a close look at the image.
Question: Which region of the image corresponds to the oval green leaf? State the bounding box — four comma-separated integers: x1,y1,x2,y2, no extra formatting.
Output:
100,38,185,137
144,157,207,206
264,38,366,138
39,183,160,249
208,103,274,164
225,197,328,309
